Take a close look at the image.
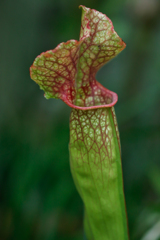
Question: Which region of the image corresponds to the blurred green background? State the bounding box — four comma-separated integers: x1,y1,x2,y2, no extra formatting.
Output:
0,0,160,239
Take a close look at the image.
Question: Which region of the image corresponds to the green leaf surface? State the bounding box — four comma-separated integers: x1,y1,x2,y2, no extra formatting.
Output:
69,107,128,240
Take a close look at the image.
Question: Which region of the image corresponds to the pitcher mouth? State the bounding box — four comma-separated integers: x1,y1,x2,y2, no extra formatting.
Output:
62,85,118,110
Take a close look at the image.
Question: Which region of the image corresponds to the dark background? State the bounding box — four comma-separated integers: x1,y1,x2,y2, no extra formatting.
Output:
0,0,160,239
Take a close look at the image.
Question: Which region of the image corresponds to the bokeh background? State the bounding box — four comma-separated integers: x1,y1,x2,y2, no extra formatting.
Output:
0,0,160,239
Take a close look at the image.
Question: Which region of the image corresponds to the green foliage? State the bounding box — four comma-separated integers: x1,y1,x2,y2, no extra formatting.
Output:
30,5,128,239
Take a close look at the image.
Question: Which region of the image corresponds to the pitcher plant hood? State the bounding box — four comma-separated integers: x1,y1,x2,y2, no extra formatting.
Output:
30,5,126,110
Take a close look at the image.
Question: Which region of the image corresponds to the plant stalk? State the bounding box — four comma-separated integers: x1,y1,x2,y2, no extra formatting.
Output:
69,107,128,240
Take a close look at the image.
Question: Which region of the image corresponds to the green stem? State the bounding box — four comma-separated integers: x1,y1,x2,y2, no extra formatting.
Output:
69,107,128,240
